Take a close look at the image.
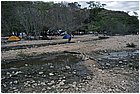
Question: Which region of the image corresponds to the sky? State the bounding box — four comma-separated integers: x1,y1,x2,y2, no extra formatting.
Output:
45,0,139,16
78,1,139,16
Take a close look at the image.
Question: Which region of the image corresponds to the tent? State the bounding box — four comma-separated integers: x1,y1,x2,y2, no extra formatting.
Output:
8,36,20,41
63,34,71,39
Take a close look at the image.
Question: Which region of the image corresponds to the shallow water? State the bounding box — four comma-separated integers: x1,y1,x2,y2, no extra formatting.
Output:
94,50,139,69
1,53,92,93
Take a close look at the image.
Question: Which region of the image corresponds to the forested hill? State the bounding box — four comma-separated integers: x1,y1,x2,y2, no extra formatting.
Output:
1,1,139,36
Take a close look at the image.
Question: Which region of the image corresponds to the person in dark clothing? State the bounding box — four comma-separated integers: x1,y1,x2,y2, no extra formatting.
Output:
68,35,71,43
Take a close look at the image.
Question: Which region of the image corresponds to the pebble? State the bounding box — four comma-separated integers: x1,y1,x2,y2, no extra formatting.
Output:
50,80,55,84
86,76,92,80
72,71,76,74
10,81,13,84
59,81,65,86
3,84,6,87
98,69,102,72
25,64,28,66
65,66,71,69
78,85,82,88
108,88,112,92
50,66,54,68
119,61,123,64
49,73,54,76
106,63,110,66
41,82,46,85
48,82,53,86
14,80,18,84
47,87,51,90
51,85,56,88
6,72,10,75
39,72,43,74
15,71,22,75
12,71,15,74
42,88,46,91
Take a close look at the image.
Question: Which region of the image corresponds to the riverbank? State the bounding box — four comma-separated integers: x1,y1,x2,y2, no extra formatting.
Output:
1,35,139,93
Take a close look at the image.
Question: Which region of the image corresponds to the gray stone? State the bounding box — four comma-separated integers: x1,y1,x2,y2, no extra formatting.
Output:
47,87,51,90
39,72,43,74
108,88,112,92
72,71,76,74
25,64,28,66
41,82,46,85
7,72,10,75
50,66,54,68
119,61,123,64
98,58,102,61
49,73,54,76
59,81,65,86
14,80,18,84
48,82,53,86
86,76,92,80
51,85,56,88
65,66,71,69
106,63,110,66
15,71,22,75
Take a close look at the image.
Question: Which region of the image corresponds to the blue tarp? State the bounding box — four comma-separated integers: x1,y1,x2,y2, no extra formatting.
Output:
63,34,71,39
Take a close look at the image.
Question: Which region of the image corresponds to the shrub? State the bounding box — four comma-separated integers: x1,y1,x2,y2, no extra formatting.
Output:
126,43,136,48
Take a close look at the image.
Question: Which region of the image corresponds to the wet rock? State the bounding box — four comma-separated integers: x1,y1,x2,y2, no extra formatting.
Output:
49,73,54,76
39,72,43,75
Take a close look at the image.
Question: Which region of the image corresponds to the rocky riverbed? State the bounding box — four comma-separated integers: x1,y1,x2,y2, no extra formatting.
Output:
1,35,139,93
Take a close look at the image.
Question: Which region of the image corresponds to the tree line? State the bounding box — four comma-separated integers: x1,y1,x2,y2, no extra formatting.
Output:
1,1,139,37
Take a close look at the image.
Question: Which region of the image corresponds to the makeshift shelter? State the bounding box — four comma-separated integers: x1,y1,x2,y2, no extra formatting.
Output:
63,34,71,39
8,36,20,41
